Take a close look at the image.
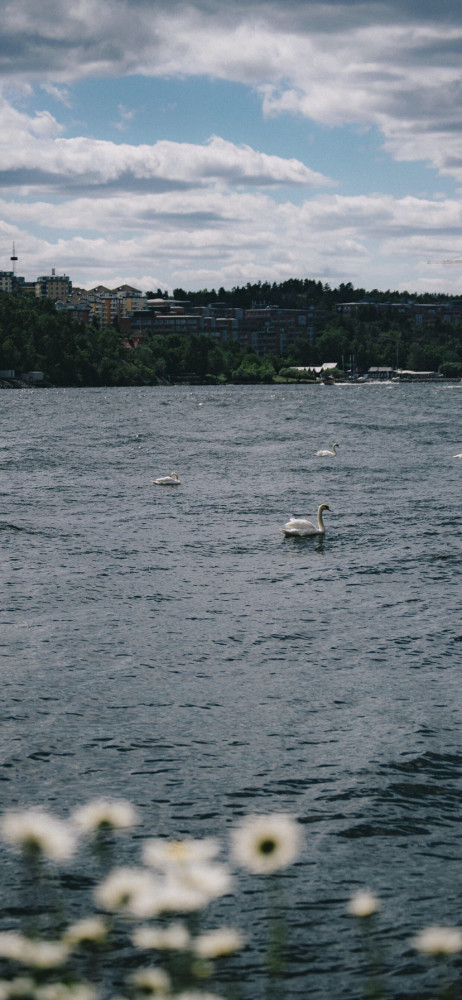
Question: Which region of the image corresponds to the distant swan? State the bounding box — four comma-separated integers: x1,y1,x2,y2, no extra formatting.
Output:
153,472,181,485
316,443,339,457
453,453,462,458
282,503,331,537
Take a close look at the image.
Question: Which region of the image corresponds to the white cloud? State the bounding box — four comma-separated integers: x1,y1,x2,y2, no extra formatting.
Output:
2,1,462,292
2,1,462,182
0,96,334,191
4,184,462,294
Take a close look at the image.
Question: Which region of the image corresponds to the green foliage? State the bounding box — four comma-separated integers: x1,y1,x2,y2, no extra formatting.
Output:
439,360,462,377
1,282,462,386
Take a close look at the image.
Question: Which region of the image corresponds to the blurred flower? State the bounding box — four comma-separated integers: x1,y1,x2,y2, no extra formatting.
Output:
180,862,232,901
0,934,28,962
0,977,35,999
347,890,380,918
73,800,138,834
173,992,224,1000
94,867,161,918
153,877,210,914
23,940,70,969
193,927,245,959
0,810,76,862
35,986,97,1000
128,967,170,996
231,814,302,875
143,838,219,869
63,918,109,947
133,923,190,951
0,934,68,968
411,925,462,956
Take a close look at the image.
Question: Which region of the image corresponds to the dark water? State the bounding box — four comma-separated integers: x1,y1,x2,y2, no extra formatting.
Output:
1,383,461,998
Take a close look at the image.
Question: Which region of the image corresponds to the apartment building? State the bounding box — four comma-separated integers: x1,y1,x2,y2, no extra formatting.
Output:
35,271,72,300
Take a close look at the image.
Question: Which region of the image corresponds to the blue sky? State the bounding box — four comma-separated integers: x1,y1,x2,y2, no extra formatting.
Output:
1,0,462,293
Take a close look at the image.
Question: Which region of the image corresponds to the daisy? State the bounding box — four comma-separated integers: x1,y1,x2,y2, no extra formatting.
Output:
180,862,232,901
173,992,224,1000
347,890,380,918
21,939,70,969
128,967,170,996
0,810,76,862
193,927,245,959
153,877,210,914
35,986,98,1000
0,933,29,962
72,800,138,834
143,838,219,870
411,925,462,956
94,867,161,918
0,977,35,999
63,917,109,947
230,814,302,875
133,923,190,951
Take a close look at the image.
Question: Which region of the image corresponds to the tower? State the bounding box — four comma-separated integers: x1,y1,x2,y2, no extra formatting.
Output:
10,242,18,275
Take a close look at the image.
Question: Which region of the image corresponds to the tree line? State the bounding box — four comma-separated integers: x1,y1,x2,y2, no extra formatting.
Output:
1,284,462,386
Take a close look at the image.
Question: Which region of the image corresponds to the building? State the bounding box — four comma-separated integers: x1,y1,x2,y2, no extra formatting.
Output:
238,307,323,355
0,271,25,292
35,270,72,300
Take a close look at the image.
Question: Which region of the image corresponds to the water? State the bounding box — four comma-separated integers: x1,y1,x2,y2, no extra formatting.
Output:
1,383,461,998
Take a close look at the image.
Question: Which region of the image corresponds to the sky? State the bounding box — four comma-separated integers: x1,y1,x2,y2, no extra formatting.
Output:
2,0,462,294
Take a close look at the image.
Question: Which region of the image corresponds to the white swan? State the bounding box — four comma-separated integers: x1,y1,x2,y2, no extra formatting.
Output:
453,453,462,458
281,503,331,537
316,443,339,457
153,472,181,485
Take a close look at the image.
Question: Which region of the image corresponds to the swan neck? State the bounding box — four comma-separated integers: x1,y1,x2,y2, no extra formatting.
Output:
317,507,324,530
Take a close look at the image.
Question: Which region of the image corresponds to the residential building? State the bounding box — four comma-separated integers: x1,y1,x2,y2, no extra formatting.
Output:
35,270,72,300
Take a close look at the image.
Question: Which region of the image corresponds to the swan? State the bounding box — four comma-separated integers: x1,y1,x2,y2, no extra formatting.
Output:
316,443,339,457
153,472,181,485
453,453,462,458
281,503,331,537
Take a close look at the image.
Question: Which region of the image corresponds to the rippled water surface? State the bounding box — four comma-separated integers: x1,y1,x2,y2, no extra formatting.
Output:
1,383,461,997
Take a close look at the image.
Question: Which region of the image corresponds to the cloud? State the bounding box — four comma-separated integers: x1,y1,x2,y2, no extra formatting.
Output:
2,1,462,182
0,97,334,193
4,183,462,295
2,1,462,293
113,104,137,131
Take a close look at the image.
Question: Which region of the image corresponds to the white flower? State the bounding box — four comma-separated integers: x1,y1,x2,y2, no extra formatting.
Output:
231,814,302,875
0,934,68,968
35,986,97,1000
94,867,161,918
0,977,35,999
347,890,380,918
73,800,138,834
412,925,462,956
173,992,224,1000
143,838,219,870
63,918,109,946
22,940,70,969
0,933,28,962
133,923,190,951
180,862,232,901
153,877,210,914
193,927,245,959
0,811,76,862
128,968,170,996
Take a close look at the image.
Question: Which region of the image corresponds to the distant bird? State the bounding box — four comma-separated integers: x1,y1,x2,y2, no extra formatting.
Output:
316,442,339,457
153,472,181,485
281,503,331,537
453,453,462,458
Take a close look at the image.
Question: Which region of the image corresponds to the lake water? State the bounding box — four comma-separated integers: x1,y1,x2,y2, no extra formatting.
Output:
1,383,461,998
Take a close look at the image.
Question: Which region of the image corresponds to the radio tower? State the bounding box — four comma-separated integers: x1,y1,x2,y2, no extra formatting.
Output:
10,242,18,275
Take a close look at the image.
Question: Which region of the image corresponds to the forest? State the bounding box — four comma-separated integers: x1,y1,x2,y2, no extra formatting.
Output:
1,280,462,386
